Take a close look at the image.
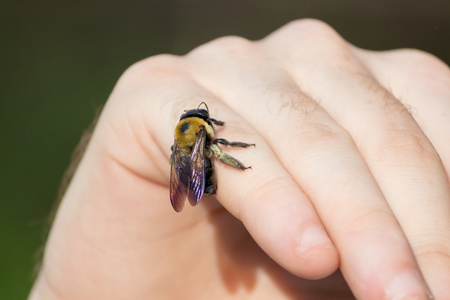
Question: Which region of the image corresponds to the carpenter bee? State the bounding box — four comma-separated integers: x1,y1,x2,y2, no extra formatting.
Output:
169,102,255,212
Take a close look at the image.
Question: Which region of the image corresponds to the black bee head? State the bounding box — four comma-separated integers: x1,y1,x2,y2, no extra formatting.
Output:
179,108,210,122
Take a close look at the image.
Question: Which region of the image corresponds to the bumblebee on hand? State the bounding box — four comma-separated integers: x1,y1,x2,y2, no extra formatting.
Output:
169,102,255,212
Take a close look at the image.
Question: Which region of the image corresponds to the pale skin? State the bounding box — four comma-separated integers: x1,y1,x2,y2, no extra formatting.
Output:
29,20,450,299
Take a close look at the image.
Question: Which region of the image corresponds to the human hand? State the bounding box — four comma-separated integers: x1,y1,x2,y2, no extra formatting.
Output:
29,19,450,300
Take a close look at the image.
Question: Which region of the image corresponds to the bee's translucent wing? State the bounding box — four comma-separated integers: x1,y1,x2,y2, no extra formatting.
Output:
170,140,191,212
188,126,206,207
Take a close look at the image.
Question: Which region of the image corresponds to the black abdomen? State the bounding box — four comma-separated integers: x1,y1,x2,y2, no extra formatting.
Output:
204,157,217,195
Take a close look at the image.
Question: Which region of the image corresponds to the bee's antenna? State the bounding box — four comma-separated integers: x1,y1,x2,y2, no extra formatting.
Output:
198,102,209,112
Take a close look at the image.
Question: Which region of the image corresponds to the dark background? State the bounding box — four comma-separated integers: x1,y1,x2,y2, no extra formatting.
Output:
1,1,449,298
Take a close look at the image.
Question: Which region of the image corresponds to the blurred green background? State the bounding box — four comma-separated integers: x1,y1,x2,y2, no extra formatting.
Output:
1,1,449,298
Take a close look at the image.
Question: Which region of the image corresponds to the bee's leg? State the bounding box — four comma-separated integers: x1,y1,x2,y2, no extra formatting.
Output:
209,144,251,170
213,138,255,148
209,118,225,126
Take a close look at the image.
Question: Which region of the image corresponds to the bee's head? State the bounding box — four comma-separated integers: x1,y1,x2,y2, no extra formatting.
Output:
179,102,210,121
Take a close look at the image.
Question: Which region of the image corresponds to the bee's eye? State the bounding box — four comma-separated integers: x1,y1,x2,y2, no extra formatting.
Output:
180,123,190,133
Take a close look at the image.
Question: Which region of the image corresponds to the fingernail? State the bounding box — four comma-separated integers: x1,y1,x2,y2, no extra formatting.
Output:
297,226,330,253
385,271,432,300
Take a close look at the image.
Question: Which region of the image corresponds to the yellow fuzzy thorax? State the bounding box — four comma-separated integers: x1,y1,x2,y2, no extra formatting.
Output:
174,117,215,153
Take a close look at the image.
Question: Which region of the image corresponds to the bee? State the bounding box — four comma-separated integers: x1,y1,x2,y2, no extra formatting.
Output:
169,102,255,212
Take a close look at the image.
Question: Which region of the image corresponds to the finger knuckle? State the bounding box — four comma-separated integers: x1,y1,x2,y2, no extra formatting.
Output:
369,123,438,164
275,19,348,48
394,48,449,72
298,117,351,148
281,19,340,40
263,19,354,69
119,54,183,87
240,175,299,219
281,117,355,173
414,236,450,265
344,208,395,233
187,35,255,59
393,49,450,93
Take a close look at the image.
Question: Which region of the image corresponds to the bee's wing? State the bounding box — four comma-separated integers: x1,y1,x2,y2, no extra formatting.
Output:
188,126,206,207
170,140,191,212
